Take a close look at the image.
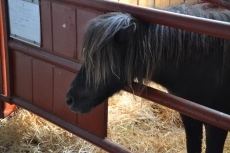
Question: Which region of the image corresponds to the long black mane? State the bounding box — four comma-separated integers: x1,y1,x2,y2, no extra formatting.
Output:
82,4,230,90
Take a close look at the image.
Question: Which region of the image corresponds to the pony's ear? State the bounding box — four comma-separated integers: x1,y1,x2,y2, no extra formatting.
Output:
115,23,136,42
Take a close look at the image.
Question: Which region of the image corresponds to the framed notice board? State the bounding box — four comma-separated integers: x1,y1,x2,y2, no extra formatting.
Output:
8,0,41,47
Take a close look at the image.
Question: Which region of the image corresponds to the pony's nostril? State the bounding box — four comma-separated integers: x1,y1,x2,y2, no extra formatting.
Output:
66,96,74,108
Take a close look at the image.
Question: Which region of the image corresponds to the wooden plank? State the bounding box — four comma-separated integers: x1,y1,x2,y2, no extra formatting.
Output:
139,0,154,7
76,8,102,61
170,0,184,6
108,0,188,8
120,0,137,5
155,0,170,8
53,67,77,124
41,0,53,52
52,3,77,58
13,51,33,102
8,41,81,73
186,0,198,3
33,59,53,112
78,101,108,137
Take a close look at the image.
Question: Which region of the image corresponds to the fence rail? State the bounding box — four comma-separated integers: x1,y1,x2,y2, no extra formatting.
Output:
63,0,230,39
124,83,230,131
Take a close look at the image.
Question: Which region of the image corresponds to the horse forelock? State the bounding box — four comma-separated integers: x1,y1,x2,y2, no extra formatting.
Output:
82,13,135,88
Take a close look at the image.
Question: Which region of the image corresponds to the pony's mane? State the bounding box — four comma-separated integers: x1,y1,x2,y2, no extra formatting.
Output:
82,4,230,90
154,4,230,64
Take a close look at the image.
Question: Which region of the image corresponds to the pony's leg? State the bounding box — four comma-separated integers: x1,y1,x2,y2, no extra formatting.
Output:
204,124,227,153
180,114,203,153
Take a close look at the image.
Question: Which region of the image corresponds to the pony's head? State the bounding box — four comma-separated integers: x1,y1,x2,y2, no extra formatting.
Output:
66,13,150,113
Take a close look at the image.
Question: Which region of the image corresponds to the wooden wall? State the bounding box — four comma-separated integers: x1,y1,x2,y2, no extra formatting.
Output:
1,0,108,137
110,0,200,8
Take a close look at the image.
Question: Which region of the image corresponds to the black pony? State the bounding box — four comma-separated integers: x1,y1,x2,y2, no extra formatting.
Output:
66,4,230,153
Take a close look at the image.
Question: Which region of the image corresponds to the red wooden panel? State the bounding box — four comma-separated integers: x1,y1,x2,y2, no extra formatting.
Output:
78,101,108,137
13,51,33,102
52,3,76,58
76,9,102,61
33,59,53,112
53,67,77,124
41,0,53,51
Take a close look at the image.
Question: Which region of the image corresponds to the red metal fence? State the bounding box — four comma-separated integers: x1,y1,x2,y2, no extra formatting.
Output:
1,0,230,152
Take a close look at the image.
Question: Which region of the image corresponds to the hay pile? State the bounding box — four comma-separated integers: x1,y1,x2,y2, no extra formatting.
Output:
108,84,185,152
0,84,230,152
0,109,100,152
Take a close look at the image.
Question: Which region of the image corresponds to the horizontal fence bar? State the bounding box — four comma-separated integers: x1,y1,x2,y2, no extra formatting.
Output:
204,0,230,10
124,83,230,131
8,41,81,73
0,94,131,153
61,0,230,39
